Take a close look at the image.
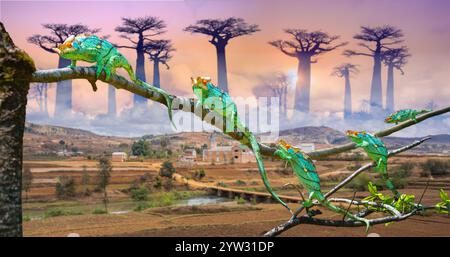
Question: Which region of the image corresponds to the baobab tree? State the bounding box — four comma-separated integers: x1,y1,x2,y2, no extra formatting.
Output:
143,39,175,89
28,82,50,118
28,24,100,117
252,73,290,120
184,17,260,92
270,29,347,113
332,63,359,119
343,25,404,112
382,46,410,112
115,16,166,106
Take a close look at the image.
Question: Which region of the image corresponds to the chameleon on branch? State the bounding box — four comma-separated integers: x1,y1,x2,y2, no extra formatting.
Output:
274,140,370,230
191,77,293,214
385,109,431,124
346,130,400,198
53,34,175,127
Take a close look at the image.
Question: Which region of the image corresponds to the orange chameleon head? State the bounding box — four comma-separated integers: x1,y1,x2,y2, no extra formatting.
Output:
278,139,301,153
384,116,393,123
52,35,77,56
191,76,211,90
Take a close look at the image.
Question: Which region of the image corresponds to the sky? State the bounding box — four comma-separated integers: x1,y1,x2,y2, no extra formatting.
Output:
1,0,450,136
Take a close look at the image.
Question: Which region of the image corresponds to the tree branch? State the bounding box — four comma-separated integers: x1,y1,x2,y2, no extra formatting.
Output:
263,137,431,237
31,67,450,161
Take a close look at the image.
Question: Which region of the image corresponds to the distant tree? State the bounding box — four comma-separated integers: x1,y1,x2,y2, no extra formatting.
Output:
185,17,260,92
131,139,151,156
96,156,112,213
58,140,65,151
28,24,100,117
270,29,347,113
22,166,33,202
159,136,170,149
131,187,149,202
425,100,438,110
81,165,91,196
332,63,359,119
115,16,166,106
194,169,206,180
344,25,404,112
28,83,50,118
268,73,289,119
159,161,175,178
382,46,410,112
55,176,76,199
143,39,175,89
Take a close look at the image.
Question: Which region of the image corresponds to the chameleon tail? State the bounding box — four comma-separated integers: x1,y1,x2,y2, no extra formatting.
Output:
245,131,292,214
118,57,176,128
376,158,400,198
139,80,176,129
316,193,371,232
420,109,432,114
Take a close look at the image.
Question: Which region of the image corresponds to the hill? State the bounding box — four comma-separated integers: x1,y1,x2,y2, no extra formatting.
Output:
23,123,450,158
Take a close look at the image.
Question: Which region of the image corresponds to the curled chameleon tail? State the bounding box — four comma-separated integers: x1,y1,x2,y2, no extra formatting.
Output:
137,80,175,128
245,131,292,214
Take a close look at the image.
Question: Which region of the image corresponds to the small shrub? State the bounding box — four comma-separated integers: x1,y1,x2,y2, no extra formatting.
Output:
131,187,149,202
346,173,371,191
193,169,206,180
159,161,176,178
235,180,246,186
153,176,162,189
55,176,76,199
217,181,228,188
134,202,150,211
44,209,65,218
235,197,246,204
421,159,450,176
92,208,107,214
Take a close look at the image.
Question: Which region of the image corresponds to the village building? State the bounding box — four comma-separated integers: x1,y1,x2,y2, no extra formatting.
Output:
202,133,256,164
180,148,197,164
111,152,127,162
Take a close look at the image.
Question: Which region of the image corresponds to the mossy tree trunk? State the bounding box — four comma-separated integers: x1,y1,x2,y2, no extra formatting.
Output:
0,22,36,237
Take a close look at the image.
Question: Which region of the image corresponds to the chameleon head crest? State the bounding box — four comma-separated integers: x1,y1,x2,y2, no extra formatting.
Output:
191,76,211,90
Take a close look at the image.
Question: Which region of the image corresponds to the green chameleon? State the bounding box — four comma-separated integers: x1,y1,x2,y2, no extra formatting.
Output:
274,140,370,230
346,130,400,198
385,109,431,124
53,34,174,126
191,77,292,214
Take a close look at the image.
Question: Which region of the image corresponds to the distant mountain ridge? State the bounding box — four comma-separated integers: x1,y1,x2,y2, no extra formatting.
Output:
23,122,450,157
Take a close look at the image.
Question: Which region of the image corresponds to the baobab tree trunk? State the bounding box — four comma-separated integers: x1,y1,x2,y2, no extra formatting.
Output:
216,44,229,92
295,55,311,113
54,57,72,118
344,74,352,119
134,34,148,106
370,45,383,113
386,64,395,113
107,86,116,117
153,59,160,88
0,23,35,237
43,84,49,118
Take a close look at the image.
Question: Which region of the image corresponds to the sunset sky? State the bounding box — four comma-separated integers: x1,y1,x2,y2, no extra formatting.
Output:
1,0,450,118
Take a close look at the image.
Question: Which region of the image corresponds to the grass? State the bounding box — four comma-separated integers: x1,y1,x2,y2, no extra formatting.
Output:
43,209,83,218
134,190,207,211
